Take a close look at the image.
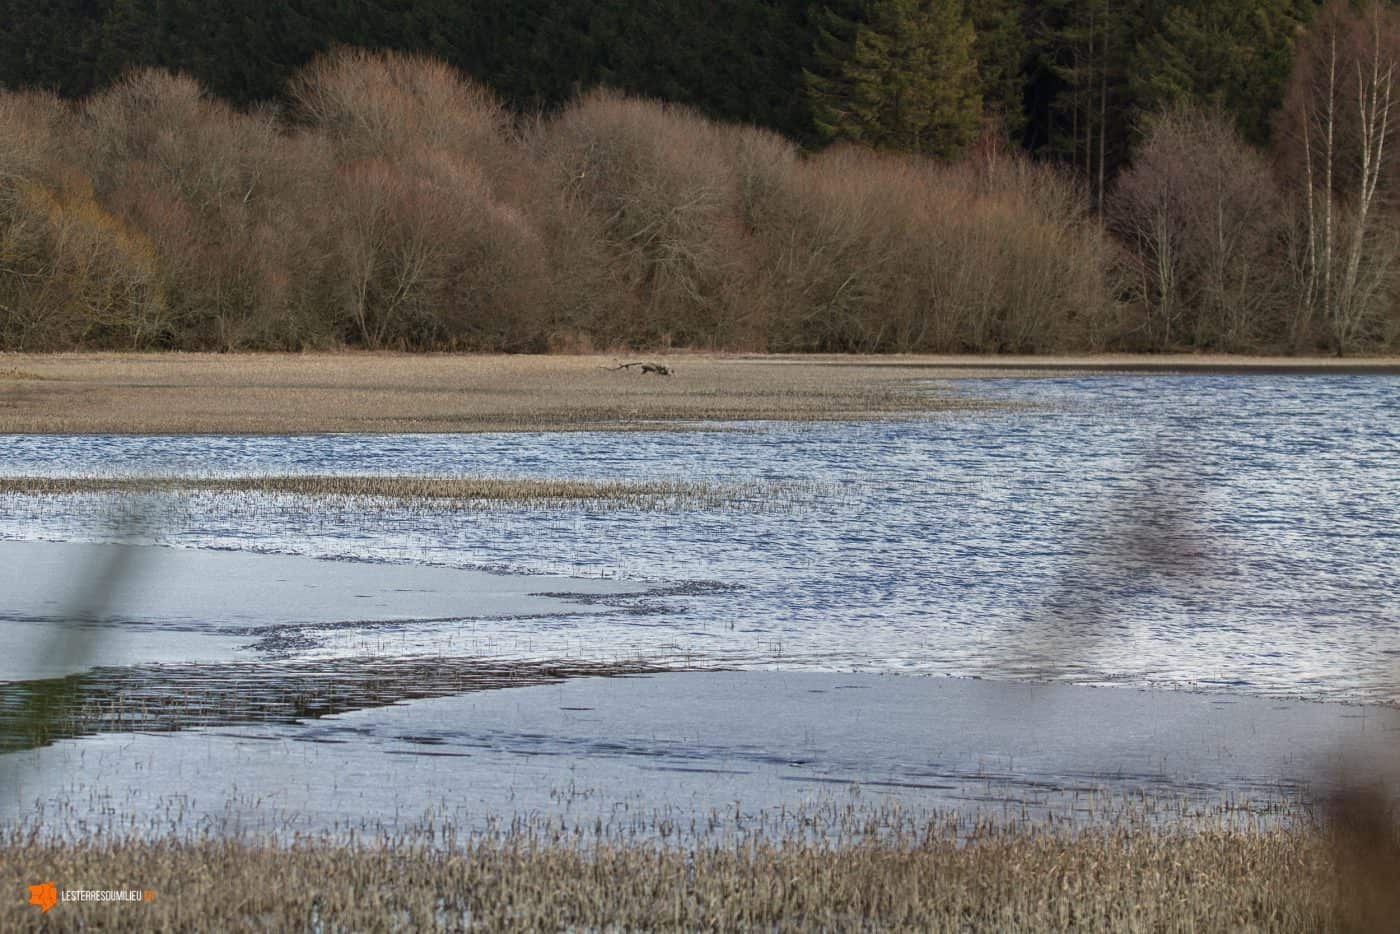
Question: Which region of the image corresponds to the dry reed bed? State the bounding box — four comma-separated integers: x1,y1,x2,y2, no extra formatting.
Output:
0,474,780,511
0,352,976,434
0,817,1387,931
0,368,44,381
4,351,1395,435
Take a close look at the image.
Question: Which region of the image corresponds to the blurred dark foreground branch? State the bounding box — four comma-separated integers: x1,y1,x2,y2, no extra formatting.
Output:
1012,446,1400,930
5,515,148,771
1325,781,1400,932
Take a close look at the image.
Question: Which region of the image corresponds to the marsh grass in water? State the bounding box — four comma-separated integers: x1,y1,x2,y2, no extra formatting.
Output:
0,474,814,512
0,800,1391,932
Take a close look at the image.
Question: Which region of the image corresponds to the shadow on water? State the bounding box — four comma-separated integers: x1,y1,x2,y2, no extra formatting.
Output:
7,512,147,759
1010,439,1400,929
1005,457,1213,682
0,657,668,754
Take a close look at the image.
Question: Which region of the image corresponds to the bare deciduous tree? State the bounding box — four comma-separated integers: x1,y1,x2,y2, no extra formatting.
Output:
1280,1,1400,355
1,92,166,350
1109,107,1288,351
530,89,750,349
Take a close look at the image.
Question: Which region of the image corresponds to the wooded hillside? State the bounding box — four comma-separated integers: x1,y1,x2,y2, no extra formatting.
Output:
0,1,1317,158
2,2,1398,353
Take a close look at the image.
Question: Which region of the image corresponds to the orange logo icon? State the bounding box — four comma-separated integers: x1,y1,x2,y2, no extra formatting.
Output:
27,882,58,913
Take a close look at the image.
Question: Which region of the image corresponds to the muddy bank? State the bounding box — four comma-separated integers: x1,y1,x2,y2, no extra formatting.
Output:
0,353,967,434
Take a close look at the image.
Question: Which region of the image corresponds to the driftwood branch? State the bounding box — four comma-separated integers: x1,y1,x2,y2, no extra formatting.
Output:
602,361,672,376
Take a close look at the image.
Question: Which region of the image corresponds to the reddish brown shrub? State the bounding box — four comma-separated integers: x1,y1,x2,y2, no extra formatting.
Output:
328,151,552,350
290,48,509,167
0,57,1158,355
0,90,166,350
744,143,1111,353
79,70,342,349
1109,107,1289,351
531,89,750,348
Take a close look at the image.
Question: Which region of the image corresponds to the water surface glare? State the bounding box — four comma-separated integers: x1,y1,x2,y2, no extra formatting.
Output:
1,375,1396,703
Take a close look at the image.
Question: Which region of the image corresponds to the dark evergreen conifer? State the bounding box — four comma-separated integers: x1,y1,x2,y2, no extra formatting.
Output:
805,0,981,156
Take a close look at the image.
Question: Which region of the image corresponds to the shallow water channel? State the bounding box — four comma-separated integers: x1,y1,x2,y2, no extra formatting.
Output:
0,374,1396,837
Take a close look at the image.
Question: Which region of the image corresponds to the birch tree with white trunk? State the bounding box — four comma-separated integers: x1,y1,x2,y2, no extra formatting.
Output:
1291,2,1399,355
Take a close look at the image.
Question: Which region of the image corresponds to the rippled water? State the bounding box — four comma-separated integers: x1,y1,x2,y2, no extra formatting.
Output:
2,375,1397,702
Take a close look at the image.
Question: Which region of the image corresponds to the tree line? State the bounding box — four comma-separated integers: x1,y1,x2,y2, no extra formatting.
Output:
0,1,1319,160
1,1,1398,353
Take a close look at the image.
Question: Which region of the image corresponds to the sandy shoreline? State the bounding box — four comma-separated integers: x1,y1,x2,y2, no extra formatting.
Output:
3,351,1397,434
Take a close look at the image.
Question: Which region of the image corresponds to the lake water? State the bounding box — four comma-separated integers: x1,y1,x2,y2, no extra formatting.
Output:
2,374,1396,702
2,372,1397,837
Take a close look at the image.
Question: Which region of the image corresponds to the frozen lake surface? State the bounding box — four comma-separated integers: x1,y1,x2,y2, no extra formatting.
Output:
1,374,1397,834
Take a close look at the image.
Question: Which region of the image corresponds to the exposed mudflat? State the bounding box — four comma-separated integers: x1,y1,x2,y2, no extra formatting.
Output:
5,352,1398,434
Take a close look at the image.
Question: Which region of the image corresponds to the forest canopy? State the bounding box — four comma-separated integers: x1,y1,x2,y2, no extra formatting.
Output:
0,1,1321,158
1,1,1398,353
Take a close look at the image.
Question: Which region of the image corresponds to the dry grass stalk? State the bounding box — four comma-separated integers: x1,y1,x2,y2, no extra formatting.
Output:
0,816,1368,931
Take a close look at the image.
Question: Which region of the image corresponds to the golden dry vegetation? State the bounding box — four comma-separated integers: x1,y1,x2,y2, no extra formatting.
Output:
0,352,973,433
0,818,1387,932
2,352,1397,435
